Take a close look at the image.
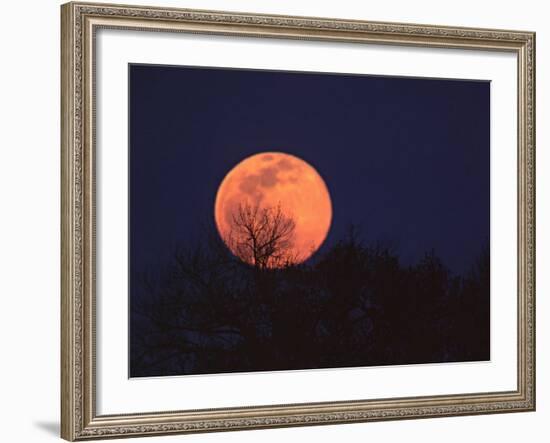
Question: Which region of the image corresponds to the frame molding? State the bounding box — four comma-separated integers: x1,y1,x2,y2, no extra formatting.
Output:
61,2,536,440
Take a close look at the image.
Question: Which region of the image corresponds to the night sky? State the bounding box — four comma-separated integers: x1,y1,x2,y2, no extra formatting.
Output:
129,64,489,276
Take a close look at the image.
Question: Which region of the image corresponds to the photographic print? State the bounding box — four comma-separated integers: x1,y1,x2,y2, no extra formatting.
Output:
61,6,536,438
129,64,490,378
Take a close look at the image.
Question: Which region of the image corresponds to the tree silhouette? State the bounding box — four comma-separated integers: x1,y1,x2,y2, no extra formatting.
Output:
228,202,296,269
130,225,490,377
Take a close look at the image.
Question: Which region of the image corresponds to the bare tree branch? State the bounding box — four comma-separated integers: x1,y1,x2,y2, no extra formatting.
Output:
228,202,297,269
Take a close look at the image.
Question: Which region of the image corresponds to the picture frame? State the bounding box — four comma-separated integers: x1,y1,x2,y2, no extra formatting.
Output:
61,1,536,440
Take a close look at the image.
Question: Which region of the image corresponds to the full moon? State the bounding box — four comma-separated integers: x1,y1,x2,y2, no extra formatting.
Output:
214,152,332,268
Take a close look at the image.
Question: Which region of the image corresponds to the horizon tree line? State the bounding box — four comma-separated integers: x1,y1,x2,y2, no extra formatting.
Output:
130,202,490,377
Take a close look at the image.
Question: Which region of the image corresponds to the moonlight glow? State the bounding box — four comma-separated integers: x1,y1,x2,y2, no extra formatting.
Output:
214,152,332,267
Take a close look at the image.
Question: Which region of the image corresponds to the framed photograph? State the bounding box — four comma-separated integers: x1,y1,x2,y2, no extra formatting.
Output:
61,2,536,440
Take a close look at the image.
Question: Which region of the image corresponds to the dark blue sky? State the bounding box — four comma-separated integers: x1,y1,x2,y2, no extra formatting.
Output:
130,64,489,276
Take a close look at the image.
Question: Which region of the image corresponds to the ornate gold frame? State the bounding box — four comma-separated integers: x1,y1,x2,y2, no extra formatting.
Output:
61,2,536,440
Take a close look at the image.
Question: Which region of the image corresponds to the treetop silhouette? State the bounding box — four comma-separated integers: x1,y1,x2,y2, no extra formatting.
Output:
130,225,490,377
227,202,297,269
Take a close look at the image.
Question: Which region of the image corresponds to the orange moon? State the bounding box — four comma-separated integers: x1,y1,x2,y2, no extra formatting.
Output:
214,152,332,267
